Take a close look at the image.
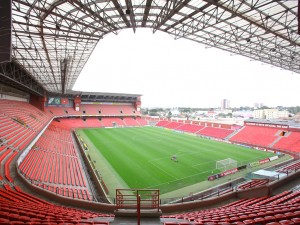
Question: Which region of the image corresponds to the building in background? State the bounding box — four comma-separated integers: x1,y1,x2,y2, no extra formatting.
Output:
254,103,264,109
254,109,289,119
221,99,230,110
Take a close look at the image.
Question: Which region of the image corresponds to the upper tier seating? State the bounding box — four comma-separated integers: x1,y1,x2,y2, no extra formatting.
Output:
0,100,51,151
19,123,92,201
0,186,113,224
273,132,300,153
196,127,234,139
162,190,300,224
230,125,279,147
47,104,139,117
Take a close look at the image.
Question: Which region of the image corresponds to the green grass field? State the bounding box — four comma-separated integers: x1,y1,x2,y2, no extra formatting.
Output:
78,126,276,196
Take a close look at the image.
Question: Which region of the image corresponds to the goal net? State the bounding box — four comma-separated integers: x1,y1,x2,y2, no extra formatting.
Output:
216,158,237,171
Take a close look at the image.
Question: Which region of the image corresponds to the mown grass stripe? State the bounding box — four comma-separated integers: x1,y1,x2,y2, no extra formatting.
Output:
80,126,276,195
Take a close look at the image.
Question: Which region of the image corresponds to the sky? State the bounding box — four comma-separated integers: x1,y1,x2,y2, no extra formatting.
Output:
73,28,300,108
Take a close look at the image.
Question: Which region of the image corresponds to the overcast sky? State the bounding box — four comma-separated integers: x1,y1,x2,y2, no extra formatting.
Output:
73,28,300,108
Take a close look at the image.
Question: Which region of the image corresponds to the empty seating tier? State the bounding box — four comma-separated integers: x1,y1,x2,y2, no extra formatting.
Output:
175,124,204,133
155,120,234,139
237,179,269,190
196,127,234,139
19,123,92,201
273,132,300,153
0,186,113,224
46,103,139,117
230,125,280,147
162,191,300,224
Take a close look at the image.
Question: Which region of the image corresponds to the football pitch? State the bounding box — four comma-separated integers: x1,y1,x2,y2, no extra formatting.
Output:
78,126,276,196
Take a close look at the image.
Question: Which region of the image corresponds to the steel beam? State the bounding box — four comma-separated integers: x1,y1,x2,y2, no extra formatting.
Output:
0,61,46,96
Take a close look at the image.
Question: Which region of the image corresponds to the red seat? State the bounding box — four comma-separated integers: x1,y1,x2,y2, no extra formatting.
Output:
0,218,10,223
242,219,256,225
291,218,300,223
279,220,295,225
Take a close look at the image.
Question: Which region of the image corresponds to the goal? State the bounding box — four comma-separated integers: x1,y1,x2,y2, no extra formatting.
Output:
216,158,237,171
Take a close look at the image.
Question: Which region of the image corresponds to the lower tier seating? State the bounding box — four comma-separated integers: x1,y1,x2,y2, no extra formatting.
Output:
0,186,113,224
273,132,300,153
237,179,269,190
162,190,300,224
230,125,279,147
19,123,92,201
196,127,234,139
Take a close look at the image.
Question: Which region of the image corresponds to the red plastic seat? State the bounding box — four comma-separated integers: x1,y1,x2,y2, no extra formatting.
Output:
242,219,255,225
291,218,300,223
264,216,276,223
0,218,10,223
279,220,295,225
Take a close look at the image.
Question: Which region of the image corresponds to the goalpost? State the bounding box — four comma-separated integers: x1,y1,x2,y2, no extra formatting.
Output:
216,158,237,171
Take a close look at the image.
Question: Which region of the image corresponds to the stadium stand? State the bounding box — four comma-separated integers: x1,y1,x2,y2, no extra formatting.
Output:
85,118,104,128
277,160,300,173
273,132,300,153
0,186,113,224
161,190,300,224
19,123,92,201
123,117,140,126
163,122,183,129
54,117,87,128
237,179,269,190
196,127,235,139
47,106,83,117
230,125,280,147
1,98,300,224
4,151,19,182
136,117,148,126
156,120,171,127
0,100,51,151
4,1,300,223
81,104,136,116
175,124,204,133
100,117,125,127
155,120,235,139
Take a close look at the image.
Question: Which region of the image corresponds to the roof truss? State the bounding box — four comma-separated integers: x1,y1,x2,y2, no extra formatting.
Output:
5,0,299,94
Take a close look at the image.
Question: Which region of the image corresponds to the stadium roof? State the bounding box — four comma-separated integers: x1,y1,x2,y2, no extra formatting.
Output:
1,0,299,96
49,91,141,103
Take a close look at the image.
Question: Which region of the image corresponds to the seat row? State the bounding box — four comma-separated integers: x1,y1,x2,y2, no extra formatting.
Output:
19,121,92,201
20,149,86,187
0,186,113,224
277,161,300,173
156,121,235,139
162,191,300,225
237,179,269,190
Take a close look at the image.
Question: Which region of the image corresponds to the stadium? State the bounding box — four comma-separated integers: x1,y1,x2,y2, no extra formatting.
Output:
0,1,300,225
